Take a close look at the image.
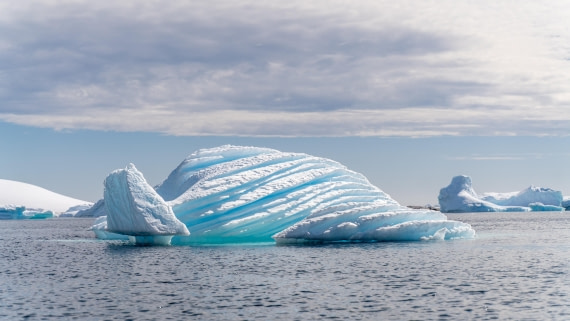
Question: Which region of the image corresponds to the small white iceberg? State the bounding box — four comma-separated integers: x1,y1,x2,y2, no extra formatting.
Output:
439,175,564,213
102,163,189,245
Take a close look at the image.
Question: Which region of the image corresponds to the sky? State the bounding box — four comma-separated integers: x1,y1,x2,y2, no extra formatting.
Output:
1,0,570,205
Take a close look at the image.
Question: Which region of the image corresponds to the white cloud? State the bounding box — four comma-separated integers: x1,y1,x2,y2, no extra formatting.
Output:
2,0,570,136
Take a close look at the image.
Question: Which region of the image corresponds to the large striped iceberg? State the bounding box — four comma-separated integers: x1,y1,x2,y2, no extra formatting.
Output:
93,145,475,245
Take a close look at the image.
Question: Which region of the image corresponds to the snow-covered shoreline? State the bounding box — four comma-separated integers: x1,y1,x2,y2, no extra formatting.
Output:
0,179,91,219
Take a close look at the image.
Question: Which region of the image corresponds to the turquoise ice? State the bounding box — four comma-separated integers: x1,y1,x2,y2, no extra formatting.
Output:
95,145,475,244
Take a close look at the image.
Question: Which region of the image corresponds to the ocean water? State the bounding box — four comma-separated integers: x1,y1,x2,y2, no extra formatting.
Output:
1,212,569,320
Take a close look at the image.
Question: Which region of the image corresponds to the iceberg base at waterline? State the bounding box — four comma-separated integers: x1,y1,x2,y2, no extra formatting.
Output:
92,145,475,245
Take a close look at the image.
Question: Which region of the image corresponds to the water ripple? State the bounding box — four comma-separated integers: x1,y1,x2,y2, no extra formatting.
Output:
1,214,570,320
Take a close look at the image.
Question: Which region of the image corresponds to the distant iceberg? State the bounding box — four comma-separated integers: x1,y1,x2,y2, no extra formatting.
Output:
0,205,54,220
75,199,106,217
93,145,475,244
439,175,564,213
0,179,92,218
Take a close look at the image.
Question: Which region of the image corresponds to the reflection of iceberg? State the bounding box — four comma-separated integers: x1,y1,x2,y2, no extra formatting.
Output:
439,175,564,213
93,145,475,244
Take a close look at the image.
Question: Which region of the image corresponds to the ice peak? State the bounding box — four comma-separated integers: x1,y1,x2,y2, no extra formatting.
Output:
103,163,189,245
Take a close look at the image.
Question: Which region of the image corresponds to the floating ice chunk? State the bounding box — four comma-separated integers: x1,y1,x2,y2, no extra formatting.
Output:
563,197,570,210
59,204,94,217
528,202,565,212
103,163,189,245
93,146,475,244
481,186,563,207
22,208,54,219
273,209,475,243
439,175,564,213
0,205,25,220
0,205,53,219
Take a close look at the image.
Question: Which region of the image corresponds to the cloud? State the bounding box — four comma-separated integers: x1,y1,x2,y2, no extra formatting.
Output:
2,0,570,136
446,155,526,161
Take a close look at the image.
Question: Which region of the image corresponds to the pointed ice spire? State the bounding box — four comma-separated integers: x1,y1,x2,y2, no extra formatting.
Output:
103,163,189,245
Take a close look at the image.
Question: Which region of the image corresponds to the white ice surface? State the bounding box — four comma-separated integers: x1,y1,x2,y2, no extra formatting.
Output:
439,175,564,213
95,145,475,244
90,216,129,240
104,163,189,239
0,179,91,215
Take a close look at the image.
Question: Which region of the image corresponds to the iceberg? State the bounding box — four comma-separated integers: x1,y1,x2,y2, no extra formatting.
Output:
562,197,570,210
59,204,94,217
0,179,92,217
94,145,475,244
90,216,130,240
103,163,189,245
0,206,25,220
439,175,564,213
0,205,54,220
75,199,107,217
528,202,565,212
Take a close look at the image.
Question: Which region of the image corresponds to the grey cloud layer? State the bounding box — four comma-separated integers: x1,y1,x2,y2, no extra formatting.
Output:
1,1,570,136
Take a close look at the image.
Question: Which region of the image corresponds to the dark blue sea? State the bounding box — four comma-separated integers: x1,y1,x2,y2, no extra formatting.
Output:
1,212,569,320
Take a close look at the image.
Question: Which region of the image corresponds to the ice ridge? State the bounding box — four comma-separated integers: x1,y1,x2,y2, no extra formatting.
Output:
103,163,189,245
93,145,475,244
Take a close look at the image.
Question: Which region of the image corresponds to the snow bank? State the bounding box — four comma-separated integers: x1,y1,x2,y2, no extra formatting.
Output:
0,179,91,217
0,205,54,219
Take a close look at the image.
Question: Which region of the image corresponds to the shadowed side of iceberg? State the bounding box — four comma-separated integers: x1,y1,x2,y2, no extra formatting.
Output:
103,163,189,245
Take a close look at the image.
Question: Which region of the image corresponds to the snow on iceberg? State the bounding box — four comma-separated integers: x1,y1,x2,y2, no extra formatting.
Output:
103,163,189,245
94,145,475,244
0,179,91,217
439,175,564,213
